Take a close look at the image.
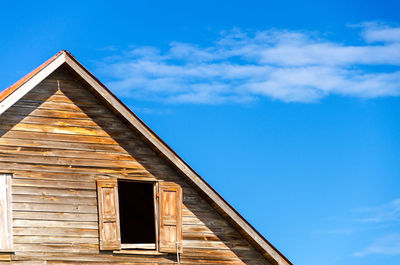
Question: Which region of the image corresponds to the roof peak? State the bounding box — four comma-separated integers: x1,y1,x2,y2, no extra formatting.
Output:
0,51,66,103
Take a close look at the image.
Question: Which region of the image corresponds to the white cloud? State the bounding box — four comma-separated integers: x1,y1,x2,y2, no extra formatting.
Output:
360,22,400,43
98,22,400,104
354,234,400,257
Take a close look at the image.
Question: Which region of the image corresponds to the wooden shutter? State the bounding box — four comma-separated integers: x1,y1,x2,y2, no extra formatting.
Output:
0,174,12,251
97,179,121,250
158,182,182,253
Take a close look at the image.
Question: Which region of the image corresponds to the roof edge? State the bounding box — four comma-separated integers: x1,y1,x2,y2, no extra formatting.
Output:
0,51,67,116
0,51,64,103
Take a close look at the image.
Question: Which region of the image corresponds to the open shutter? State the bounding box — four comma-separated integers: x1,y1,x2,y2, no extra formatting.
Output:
97,179,121,250
0,174,12,251
158,182,182,253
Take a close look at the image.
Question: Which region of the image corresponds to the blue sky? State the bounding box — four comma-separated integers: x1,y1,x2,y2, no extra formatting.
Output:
1,1,400,264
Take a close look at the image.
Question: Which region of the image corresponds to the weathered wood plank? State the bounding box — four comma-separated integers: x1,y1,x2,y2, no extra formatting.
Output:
0,253,11,261
0,174,12,251
12,202,97,214
12,186,96,197
12,194,96,205
13,235,98,245
13,211,98,222
13,220,97,229
13,227,98,237
0,162,150,176
0,145,137,161
13,243,99,254
0,153,142,169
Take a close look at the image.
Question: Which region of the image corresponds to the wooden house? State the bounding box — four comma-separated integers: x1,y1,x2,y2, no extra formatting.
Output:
0,51,292,265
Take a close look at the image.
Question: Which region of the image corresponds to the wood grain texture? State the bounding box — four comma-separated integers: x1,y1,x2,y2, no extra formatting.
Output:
159,182,182,253
97,179,121,250
0,174,12,251
0,66,271,264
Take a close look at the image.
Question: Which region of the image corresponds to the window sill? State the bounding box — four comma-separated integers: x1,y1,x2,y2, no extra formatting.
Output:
121,243,156,249
113,249,168,255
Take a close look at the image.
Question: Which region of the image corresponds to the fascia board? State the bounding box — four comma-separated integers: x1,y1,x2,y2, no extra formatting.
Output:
0,53,66,116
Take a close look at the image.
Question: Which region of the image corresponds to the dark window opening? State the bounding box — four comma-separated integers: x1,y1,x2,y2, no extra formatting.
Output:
118,180,156,245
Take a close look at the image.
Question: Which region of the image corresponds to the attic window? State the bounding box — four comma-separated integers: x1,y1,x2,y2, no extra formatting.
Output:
118,180,156,249
96,179,183,253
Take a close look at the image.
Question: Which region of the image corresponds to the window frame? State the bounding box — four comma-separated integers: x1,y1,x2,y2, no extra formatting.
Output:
97,177,183,254
118,179,159,251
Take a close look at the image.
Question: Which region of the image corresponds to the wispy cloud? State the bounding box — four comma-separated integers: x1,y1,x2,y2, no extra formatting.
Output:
351,199,400,257
98,22,400,104
355,198,400,223
315,198,400,258
130,106,172,115
354,233,400,257
313,227,356,236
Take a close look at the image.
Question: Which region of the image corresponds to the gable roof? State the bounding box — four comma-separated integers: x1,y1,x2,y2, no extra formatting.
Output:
0,50,292,265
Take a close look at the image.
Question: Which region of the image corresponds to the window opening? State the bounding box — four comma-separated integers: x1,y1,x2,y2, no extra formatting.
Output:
118,180,156,248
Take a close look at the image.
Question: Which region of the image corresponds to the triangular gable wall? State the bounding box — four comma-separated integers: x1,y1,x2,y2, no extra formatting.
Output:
0,51,291,265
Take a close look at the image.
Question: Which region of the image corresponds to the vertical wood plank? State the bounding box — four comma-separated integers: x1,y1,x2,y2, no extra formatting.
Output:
0,174,12,251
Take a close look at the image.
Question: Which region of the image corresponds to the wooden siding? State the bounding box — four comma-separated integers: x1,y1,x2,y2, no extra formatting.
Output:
0,66,270,265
